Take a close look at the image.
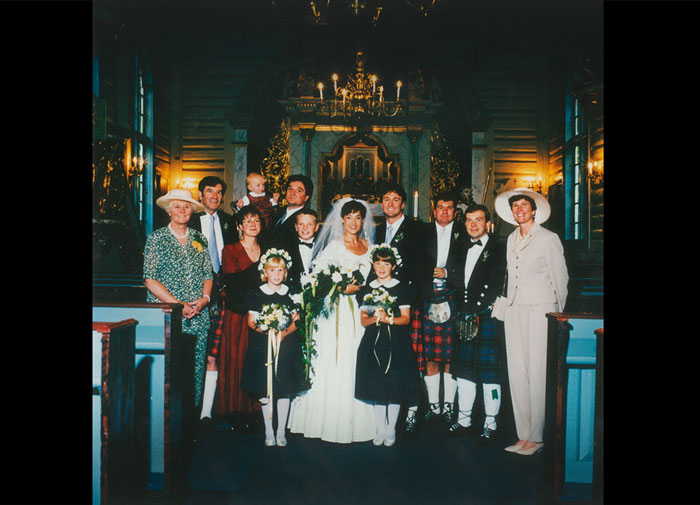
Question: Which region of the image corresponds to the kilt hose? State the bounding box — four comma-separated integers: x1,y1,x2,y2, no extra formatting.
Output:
410,288,456,374
451,311,506,385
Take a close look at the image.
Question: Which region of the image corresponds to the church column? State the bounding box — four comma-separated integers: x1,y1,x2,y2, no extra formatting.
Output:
298,123,316,178
406,125,423,219
225,115,254,212
471,123,494,207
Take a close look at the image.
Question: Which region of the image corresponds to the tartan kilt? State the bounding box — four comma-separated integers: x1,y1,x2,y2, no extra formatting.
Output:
451,311,506,384
410,288,456,373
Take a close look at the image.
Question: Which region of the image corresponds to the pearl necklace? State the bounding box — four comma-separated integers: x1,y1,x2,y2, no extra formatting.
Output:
168,223,189,240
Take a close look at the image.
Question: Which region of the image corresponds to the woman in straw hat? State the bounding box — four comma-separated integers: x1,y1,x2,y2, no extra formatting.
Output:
494,188,568,456
143,188,214,409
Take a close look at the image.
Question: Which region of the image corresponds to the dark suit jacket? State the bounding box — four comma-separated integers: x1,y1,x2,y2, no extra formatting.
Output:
371,216,431,296
420,220,468,296
453,235,507,314
264,205,304,250
282,235,315,294
190,210,238,246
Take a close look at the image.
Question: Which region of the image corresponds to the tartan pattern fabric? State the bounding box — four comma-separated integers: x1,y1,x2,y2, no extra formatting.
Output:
207,309,226,358
247,193,274,230
451,313,506,384
410,288,456,373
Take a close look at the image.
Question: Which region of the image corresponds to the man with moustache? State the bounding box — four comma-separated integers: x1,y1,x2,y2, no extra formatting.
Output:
447,203,507,444
408,190,466,432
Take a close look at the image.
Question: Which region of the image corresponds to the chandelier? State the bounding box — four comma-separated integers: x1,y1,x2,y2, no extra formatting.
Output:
315,51,403,120
304,0,439,25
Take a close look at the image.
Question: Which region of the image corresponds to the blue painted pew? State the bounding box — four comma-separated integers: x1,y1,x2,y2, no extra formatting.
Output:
92,319,137,505
542,312,604,504
92,302,191,496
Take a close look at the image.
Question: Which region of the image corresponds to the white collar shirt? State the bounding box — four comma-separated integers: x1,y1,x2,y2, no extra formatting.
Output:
199,211,225,261
464,234,489,287
435,220,454,269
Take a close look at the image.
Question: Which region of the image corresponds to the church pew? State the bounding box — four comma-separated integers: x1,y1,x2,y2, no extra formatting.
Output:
93,319,137,505
541,312,604,504
92,302,192,496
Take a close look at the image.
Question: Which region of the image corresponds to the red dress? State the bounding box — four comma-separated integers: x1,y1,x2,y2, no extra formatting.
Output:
212,241,261,416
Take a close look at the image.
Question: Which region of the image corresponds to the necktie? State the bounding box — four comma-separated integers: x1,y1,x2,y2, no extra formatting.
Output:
298,240,313,248
385,224,394,244
210,214,220,273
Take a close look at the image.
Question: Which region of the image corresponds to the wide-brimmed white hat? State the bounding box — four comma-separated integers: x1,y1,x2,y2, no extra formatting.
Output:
495,187,551,225
156,188,205,213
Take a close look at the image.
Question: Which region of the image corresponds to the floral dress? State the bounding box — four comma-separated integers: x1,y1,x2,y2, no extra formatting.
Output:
143,225,213,406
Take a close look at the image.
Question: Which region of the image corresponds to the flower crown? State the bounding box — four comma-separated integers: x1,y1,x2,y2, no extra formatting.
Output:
369,243,403,267
258,248,293,272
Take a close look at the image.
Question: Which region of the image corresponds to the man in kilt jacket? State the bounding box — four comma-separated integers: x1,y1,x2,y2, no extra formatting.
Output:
448,203,507,443
407,190,466,431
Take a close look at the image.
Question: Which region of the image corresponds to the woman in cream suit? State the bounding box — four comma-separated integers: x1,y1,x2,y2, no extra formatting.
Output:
495,188,568,456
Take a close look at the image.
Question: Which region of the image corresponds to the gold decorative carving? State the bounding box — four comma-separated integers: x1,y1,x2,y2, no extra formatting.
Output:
259,118,291,201
430,124,460,198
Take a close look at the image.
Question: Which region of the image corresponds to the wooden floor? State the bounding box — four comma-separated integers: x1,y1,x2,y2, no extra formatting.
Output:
138,416,546,505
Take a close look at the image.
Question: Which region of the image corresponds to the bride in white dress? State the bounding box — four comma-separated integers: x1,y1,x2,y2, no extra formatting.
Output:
287,198,377,443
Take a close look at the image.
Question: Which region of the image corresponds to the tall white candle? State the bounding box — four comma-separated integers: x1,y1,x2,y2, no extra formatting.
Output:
413,190,418,218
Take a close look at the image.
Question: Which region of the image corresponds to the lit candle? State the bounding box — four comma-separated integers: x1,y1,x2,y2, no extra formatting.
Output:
413,190,418,218
396,80,402,101
379,85,384,102
371,74,377,93
318,82,324,101
341,88,347,105
332,73,338,93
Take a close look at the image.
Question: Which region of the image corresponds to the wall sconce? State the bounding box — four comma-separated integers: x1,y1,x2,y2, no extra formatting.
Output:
587,160,604,184
525,175,543,193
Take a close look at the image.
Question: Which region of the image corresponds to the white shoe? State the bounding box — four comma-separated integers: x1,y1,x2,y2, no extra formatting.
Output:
516,442,543,456
276,434,287,447
373,436,385,446
384,437,396,447
265,436,276,447
504,441,527,453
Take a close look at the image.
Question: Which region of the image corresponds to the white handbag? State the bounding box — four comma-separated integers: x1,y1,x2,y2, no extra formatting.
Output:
491,271,508,322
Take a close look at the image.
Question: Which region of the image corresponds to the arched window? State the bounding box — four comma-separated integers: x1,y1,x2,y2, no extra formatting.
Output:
131,51,154,234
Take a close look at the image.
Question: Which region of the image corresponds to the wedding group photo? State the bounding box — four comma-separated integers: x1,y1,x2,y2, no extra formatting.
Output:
92,0,605,504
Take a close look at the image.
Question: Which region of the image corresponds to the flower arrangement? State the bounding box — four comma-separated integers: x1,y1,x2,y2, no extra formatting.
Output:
258,247,293,272
369,243,403,267
256,303,294,332
360,286,398,325
295,262,365,380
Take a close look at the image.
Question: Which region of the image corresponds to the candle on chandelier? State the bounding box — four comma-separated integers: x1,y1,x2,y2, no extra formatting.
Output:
318,82,324,101
332,73,338,93
371,74,377,93
341,88,347,105
413,190,418,218
396,81,402,101
379,85,384,102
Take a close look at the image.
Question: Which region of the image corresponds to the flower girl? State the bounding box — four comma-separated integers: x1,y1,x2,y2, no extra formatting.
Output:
240,248,304,447
355,244,421,446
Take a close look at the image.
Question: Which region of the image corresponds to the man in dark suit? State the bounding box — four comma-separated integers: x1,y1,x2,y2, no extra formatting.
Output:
372,182,430,291
407,190,467,434
446,203,507,444
189,175,238,430
266,174,314,250
283,208,319,293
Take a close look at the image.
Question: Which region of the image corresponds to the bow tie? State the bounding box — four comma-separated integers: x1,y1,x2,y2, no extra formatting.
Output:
298,240,313,248
467,239,483,249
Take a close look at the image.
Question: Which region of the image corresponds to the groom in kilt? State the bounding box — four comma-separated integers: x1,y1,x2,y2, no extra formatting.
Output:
448,203,507,443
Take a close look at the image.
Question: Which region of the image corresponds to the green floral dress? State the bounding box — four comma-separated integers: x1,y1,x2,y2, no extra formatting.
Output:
143,225,214,406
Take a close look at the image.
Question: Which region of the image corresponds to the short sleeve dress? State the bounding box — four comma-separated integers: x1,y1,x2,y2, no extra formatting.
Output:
143,225,213,406
354,279,422,405
240,284,304,400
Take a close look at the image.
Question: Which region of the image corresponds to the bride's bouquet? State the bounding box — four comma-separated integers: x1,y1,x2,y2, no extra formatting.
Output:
295,262,365,380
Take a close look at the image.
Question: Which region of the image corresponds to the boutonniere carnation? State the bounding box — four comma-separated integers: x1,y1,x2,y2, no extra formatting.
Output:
393,231,404,243
481,250,490,262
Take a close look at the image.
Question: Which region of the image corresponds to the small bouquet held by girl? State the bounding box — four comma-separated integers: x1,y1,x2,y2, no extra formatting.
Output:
240,248,304,447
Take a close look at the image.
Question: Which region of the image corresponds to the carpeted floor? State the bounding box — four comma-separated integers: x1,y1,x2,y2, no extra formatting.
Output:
181,419,543,505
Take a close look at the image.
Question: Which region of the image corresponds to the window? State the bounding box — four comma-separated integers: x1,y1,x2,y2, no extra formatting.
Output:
564,91,588,240
130,52,154,234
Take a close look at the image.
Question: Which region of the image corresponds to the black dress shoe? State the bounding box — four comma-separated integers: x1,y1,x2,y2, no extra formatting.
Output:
444,422,473,438
403,415,418,439
476,426,498,445
441,404,456,425
424,409,441,424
